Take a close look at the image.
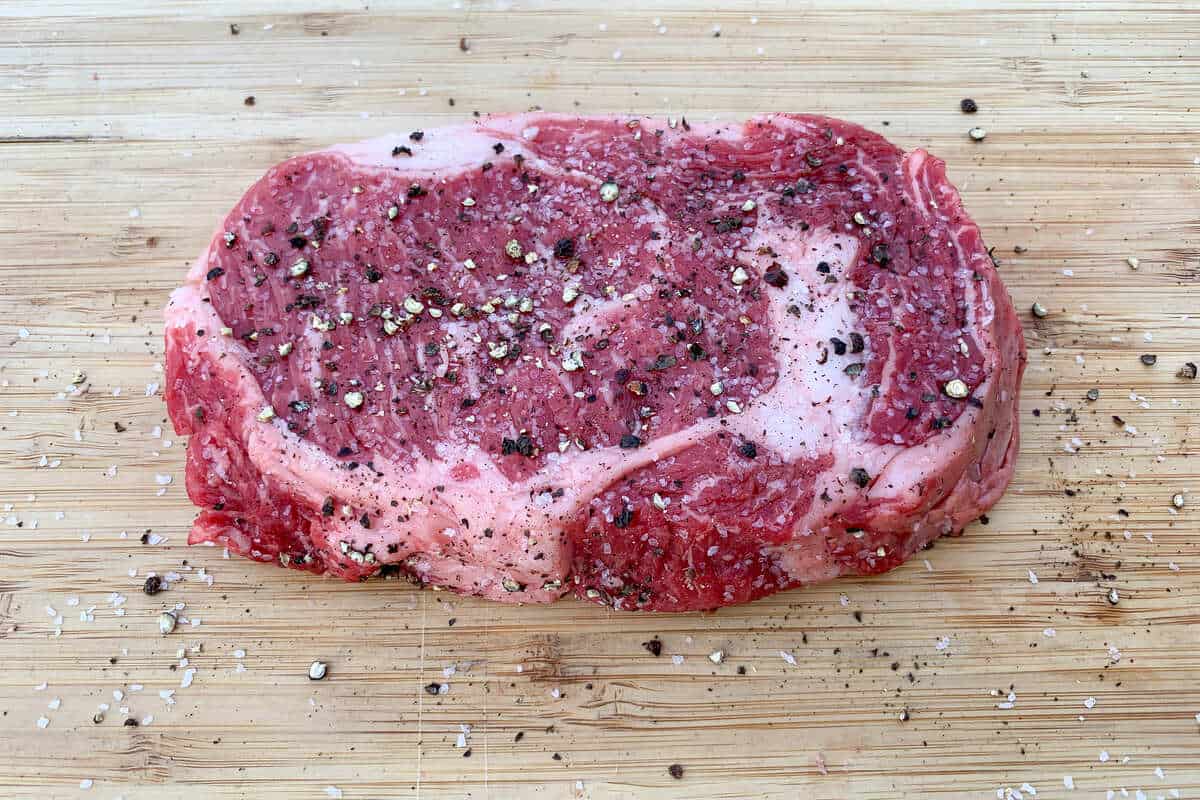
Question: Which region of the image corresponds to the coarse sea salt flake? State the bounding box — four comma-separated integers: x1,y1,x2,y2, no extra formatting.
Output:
780,650,797,666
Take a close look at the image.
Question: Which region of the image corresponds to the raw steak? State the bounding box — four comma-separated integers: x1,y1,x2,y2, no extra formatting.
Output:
164,114,1025,611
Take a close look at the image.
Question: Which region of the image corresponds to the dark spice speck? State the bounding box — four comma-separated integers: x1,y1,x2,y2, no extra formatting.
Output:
649,354,677,371
501,435,535,457
614,504,634,529
553,238,575,259
763,267,789,288
870,243,891,266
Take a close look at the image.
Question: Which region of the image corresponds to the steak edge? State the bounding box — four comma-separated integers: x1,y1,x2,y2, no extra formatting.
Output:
164,114,1025,611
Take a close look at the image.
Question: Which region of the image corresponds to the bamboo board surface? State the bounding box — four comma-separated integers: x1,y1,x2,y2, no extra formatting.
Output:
1,2,1199,798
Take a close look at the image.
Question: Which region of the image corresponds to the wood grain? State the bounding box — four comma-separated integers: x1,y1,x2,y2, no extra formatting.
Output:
1,2,1198,798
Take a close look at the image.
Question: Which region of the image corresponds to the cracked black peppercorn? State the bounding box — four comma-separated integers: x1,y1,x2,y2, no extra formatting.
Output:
553,238,575,259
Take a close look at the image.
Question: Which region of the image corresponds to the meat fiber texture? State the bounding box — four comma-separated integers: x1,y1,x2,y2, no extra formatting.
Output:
164,114,1025,612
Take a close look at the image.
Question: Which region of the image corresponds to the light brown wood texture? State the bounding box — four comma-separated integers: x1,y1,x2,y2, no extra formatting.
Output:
1,2,1198,798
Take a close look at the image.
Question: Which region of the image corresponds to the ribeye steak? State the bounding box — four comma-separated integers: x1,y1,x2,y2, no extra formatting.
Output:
165,114,1025,611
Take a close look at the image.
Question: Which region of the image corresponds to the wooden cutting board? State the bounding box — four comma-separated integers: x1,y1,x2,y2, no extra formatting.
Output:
1,2,1197,798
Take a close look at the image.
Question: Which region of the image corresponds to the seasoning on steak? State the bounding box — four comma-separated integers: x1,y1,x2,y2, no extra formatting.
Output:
164,114,1026,611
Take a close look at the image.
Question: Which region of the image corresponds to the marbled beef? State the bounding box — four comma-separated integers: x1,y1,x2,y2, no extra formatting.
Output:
164,114,1025,611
